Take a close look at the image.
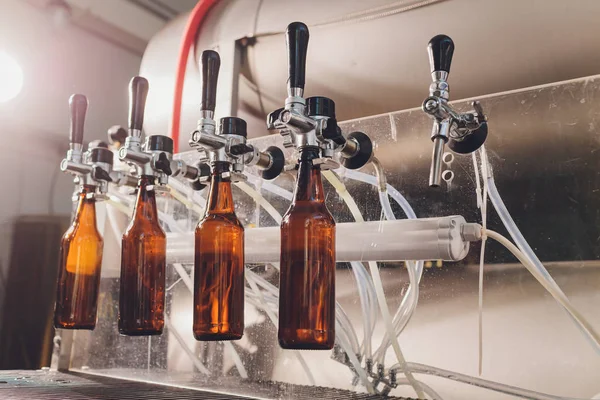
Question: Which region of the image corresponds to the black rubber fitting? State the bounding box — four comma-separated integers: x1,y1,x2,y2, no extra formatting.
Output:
146,135,174,153
89,147,113,165
261,146,285,180
341,131,373,170
447,122,488,154
190,179,207,191
220,117,247,137
88,140,109,149
306,96,336,118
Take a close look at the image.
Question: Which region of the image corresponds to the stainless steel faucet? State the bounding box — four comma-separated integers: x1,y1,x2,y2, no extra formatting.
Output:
422,34,488,187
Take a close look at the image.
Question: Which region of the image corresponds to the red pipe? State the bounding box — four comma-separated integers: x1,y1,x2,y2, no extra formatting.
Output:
170,0,219,153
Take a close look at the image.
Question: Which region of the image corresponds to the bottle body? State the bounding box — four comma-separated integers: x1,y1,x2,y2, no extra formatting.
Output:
119,176,166,335
279,148,336,349
194,163,245,341
54,185,104,330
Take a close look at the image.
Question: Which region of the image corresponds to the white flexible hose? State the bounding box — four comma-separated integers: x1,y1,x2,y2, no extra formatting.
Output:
223,342,248,379
164,315,211,375
481,148,600,354
372,190,421,364
394,362,579,400
235,181,282,224
166,177,206,208
339,168,426,353
246,272,316,385
351,261,374,358
485,229,600,351
322,170,424,398
472,149,488,376
166,184,204,215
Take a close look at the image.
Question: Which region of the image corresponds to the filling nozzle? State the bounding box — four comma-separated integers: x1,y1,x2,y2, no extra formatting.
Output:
118,76,174,185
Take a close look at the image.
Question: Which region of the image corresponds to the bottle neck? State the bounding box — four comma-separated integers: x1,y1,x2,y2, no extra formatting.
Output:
74,184,97,228
206,162,235,214
293,147,325,203
133,175,159,223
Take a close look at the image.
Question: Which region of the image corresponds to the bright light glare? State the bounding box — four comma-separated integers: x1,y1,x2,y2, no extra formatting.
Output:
0,51,24,103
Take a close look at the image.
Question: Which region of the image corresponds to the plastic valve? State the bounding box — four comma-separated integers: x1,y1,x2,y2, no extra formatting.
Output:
69,94,88,146
427,34,454,74
128,76,149,132
200,50,220,112
286,22,309,92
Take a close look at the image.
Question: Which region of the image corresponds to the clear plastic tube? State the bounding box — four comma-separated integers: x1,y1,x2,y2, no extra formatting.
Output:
245,173,293,201
367,259,424,398
166,176,206,208
245,272,316,385
371,189,422,365
235,181,282,224
392,362,576,400
485,229,600,351
472,150,488,376
322,170,423,398
336,328,375,393
378,190,395,220
166,184,204,215
482,150,600,353
163,315,210,375
336,300,361,355
351,261,373,359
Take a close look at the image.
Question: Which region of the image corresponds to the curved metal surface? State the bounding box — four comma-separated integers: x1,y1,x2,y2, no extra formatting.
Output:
141,0,600,150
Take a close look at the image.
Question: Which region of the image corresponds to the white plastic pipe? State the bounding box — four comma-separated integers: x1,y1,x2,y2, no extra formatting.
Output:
166,216,471,265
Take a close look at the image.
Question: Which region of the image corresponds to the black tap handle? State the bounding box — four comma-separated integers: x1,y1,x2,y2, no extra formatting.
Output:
200,50,220,112
427,34,454,74
128,76,149,131
69,94,88,145
286,22,309,92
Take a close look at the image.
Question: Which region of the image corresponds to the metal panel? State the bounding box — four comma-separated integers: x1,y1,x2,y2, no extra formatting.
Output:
65,75,600,399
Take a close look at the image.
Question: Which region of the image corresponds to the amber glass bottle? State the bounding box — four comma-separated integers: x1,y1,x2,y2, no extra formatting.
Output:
279,148,336,349
194,162,245,341
119,175,166,335
54,184,103,330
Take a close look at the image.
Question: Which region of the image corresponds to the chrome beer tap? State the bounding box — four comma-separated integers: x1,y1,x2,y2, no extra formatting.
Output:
118,77,174,187
266,22,373,170
188,50,285,182
60,94,113,197
422,34,488,187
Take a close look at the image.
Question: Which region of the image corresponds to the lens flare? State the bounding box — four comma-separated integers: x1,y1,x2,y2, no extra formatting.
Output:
0,51,24,102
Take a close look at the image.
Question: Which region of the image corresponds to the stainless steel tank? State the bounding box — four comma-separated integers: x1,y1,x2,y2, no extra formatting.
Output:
140,0,600,147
